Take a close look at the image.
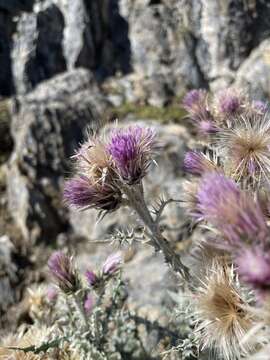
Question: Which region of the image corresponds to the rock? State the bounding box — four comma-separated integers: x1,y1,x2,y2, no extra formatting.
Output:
6,69,108,243
118,0,204,106
76,243,177,319
234,39,270,99
0,0,34,13
0,236,17,313
12,1,66,94
0,12,14,97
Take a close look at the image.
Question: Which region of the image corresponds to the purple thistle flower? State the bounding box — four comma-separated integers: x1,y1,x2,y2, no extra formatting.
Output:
107,126,156,184
237,246,270,295
48,251,79,294
197,173,268,247
252,100,268,114
85,270,98,287
102,252,122,275
64,175,121,211
218,91,241,115
182,89,205,109
198,120,218,135
183,89,216,136
84,293,94,314
183,151,217,176
47,286,58,302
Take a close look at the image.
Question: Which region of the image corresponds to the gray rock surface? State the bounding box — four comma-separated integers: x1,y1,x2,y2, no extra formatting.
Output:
234,39,270,100
2,0,270,99
0,235,17,312
6,69,107,243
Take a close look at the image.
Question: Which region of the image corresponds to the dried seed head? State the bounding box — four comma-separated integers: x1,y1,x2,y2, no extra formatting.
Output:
217,113,270,187
181,179,200,217
194,261,253,360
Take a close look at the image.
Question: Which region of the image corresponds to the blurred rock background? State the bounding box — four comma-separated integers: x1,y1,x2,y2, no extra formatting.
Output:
0,0,270,334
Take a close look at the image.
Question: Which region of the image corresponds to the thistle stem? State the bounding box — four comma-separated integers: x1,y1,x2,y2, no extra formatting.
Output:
123,183,190,282
72,293,89,330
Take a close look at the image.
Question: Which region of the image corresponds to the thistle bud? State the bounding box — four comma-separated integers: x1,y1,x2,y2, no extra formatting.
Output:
102,252,122,275
84,293,94,314
48,251,80,294
237,246,270,295
85,270,98,287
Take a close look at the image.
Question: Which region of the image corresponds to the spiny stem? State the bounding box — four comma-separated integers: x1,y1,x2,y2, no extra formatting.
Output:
123,183,190,282
72,293,89,330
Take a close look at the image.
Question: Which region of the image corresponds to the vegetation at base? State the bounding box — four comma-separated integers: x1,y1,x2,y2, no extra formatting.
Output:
108,99,187,124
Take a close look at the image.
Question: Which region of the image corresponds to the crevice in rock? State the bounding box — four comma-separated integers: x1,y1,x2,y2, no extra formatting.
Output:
186,33,209,89
24,4,67,90
77,0,132,82
0,11,15,97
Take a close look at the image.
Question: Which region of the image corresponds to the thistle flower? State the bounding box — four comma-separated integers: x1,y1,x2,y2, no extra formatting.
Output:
85,269,98,287
47,286,58,302
64,175,121,211
183,150,218,176
217,113,270,186
84,293,94,314
64,132,123,212
236,246,270,296
217,89,242,115
252,100,267,114
194,261,253,360
102,252,122,275
197,173,268,247
107,126,156,184
48,251,80,294
183,89,217,136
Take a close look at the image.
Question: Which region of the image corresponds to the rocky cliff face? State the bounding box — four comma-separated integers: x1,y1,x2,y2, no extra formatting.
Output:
1,0,270,100
1,0,270,324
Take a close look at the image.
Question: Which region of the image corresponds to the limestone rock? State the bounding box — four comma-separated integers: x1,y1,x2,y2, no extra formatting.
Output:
6,69,107,243
234,39,270,99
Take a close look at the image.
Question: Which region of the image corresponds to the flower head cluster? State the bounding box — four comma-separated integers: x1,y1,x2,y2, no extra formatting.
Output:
196,173,268,248
48,251,80,294
64,126,156,212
